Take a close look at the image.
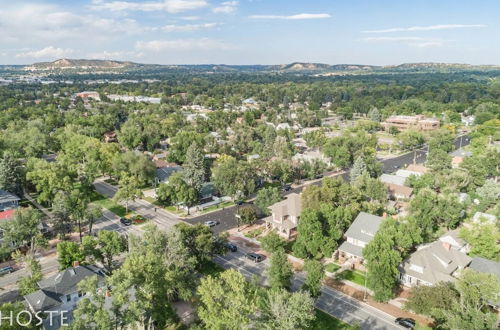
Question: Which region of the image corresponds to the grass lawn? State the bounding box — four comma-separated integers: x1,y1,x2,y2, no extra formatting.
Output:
337,270,366,287
325,263,341,273
198,201,233,214
90,192,128,217
312,309,356,330
199,261,225,277
244,227,264,239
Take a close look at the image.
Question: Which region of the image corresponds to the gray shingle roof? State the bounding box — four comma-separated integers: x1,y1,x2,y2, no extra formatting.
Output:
399,241,472,285
469,257,500,280
156,166,182,183
338,241,364,258
25,265,105,312
268,193,301,219
343,212,383,244
0,190,20,204
380,174,406,186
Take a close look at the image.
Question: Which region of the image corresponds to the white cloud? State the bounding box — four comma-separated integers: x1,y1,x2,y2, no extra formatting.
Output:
180,16,201,20
363,24,486,33
16,46,74,59
362,36,443,48
0,3,146,45
249,13,331,20
213,1,238,14
91,0,208,13
161,23,218,32
135,38,232,51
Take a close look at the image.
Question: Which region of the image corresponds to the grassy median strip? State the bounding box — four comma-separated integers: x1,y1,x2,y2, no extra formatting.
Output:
90,191,128,217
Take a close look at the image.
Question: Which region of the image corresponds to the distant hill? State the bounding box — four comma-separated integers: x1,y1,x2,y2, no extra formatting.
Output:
24,58,140,70
20,59,500,74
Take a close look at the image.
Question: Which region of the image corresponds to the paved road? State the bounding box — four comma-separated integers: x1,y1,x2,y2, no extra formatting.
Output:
214,247,401,330
94,179,183,232
189,135,470,234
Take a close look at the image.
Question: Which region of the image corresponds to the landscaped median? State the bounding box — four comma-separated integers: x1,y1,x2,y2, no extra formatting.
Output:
90,191,129,217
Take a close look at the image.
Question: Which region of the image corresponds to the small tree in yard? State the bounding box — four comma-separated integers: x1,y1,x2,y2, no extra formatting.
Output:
113,173,143,213
268,248,293,291
260,231,286,253
302,260,324,297
57,241,85,270
350,156,367,183
237,205,257,226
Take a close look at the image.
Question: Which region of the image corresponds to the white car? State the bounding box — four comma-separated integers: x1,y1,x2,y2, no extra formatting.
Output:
204,220,220,227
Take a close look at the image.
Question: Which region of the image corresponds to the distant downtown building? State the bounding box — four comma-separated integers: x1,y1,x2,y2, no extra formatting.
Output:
382,115,440,131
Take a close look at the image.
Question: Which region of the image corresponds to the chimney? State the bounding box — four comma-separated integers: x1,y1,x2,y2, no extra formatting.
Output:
73,261,80,268
105,290,111,298
442,242,451,251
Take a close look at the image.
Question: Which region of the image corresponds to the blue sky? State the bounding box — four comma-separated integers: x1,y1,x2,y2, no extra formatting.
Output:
0,0,499,65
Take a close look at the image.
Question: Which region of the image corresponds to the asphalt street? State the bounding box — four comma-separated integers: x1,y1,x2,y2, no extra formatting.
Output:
214,246,401,330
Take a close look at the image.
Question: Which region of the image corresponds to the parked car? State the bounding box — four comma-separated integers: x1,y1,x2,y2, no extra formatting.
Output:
0,266,14,276
282,184,292,192
236,200,244,205
205,220,220,227
395,318,415,329
226,243,238,252
315,174,324,179
246,253,264,263
120,218,132,226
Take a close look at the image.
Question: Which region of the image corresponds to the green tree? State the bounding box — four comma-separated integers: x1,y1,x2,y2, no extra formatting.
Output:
113,173,143,213
82,230,127,273
460,223,500,261
428,129,455,152
442,269,499,330
197,269,259,329
292,209,328,259
0,302,34,330
350,156,367,183
57,241,85,270
268,248,293,290
255,187,282,215
237,205,258,226
363,220,403,302
16,254,43,296
426,148,451,172
258,289,315,330
302,260,324,297
211,157,256,199
260,231,286,253
398,130,425,151
404,282,458,322
0,153,23,196
0,207,47,256
182,143,205,192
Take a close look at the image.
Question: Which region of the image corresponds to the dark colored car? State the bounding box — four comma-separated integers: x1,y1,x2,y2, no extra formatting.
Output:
120,218,132,226
246,253,264,263
282,184,292,192
395,318,415,329
236,200,244,205
0,266,14,276
315,174,324,179
226,243,238,252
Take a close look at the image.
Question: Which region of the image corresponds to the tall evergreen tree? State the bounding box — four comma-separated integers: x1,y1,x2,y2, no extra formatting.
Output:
350,156,367,183
268,248,293,290
183,143,205,193
0,152,23,196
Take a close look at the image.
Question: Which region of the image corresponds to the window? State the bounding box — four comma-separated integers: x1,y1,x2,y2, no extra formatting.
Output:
66,295,71,302
78,291,83,297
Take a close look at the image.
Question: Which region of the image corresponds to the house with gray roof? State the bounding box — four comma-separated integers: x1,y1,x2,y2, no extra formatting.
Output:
24,264,105,328
399,236,472,287
265,193,301,238
0,189,20,211
468,212,497,227
337,212,383,267
380,174,406,186
469,257,500,280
